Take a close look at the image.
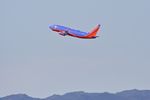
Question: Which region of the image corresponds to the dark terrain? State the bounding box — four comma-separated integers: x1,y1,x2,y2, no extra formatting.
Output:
1,89,150,100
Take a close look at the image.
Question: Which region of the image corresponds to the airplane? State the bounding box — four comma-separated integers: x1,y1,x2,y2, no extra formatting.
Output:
49,24,101,39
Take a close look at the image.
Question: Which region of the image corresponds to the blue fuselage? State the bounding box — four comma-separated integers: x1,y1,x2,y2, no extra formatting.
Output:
49,25,88,37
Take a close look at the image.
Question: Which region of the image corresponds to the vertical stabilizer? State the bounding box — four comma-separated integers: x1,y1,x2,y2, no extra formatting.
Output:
86,24,100,37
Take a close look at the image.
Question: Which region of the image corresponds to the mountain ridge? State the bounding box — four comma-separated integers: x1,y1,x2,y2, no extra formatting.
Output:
1,89,150,100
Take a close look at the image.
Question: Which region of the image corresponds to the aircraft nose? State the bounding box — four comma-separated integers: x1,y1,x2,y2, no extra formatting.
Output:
49,25,53,29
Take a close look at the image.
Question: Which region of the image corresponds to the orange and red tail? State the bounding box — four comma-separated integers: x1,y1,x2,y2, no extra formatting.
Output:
86,24,100,38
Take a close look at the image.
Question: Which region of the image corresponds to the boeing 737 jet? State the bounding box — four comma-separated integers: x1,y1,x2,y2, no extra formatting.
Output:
49,24,100,39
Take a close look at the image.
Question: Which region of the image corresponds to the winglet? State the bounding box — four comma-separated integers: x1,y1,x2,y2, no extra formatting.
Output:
86,24,100,38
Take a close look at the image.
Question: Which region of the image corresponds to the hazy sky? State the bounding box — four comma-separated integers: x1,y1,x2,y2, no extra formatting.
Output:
1,0,150,98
